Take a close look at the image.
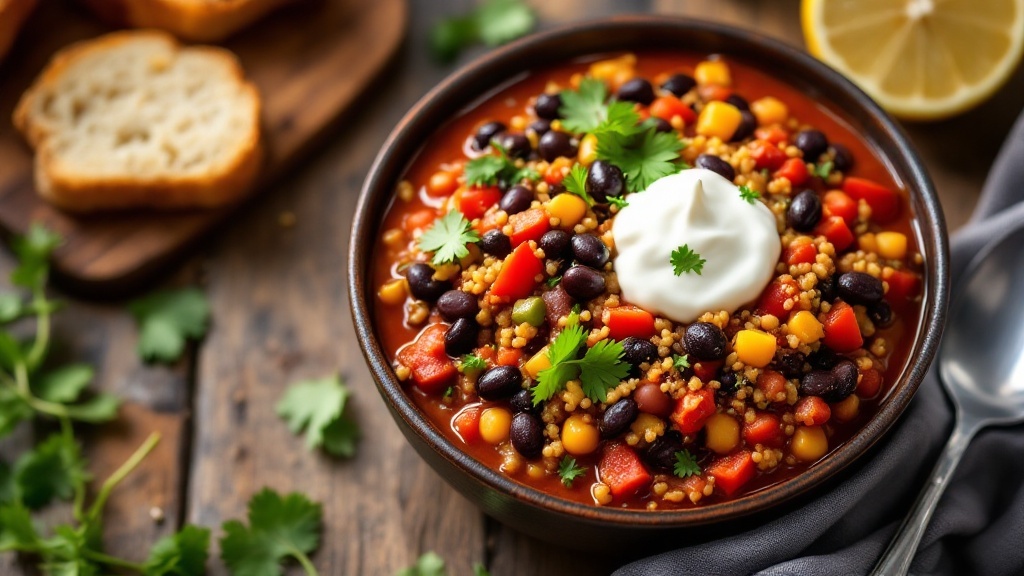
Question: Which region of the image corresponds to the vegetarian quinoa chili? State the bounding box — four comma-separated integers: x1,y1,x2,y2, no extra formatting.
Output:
371,52,924,510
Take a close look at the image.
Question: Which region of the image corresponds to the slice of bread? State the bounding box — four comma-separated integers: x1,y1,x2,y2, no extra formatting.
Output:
0,0,38,63
77,0,295,42
14,30,263,212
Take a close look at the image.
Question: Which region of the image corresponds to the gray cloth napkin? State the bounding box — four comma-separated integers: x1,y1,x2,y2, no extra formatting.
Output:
616,111,1024,576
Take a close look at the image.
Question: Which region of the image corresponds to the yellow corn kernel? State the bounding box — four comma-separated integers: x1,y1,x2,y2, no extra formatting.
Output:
694,60,732,86
547,193,588,229
858,232,878,253
832,394,860,422
432,263,460,282
377,278,407,305
705,413,740,454
524,346,551,378
750,96,789,126
562,414,600,455
734,329,777,368
875,232,908,260
696,101,742,141
788,311,824,344
589,54,637,90
578,133,598,166
790,425,828,462
479,407,512,444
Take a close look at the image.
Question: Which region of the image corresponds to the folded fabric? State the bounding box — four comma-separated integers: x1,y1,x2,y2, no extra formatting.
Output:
616,110,1024,576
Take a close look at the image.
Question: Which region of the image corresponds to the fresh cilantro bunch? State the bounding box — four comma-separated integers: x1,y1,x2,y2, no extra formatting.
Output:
278,375,360,458
130,288,211,364
532,314,629,406
431,0,535,62
417,211,481,267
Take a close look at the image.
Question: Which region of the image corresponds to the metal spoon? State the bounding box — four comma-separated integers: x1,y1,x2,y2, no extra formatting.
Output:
871,225,1024,576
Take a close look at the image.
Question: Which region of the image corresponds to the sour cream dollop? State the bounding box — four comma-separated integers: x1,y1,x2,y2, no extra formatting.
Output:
611,168,781,323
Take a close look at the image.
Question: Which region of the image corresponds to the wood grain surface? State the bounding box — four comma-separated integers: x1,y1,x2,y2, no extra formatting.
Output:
1,0,1021,575
0,0,406,295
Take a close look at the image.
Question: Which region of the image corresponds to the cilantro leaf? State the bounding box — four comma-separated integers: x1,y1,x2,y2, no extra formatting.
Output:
577,339,629,403
459,354,486,371
220,488,323,576
510,166,540,184
0,293,22,324
558,456,586,487
738,184,761,205
396,551,446,576
33,364,93,404
430,0,535,62
62,393,121,424
673,450,701,478
277,375,359,458
0,386,32,439
0,461,13,505
144,525,211,576
0,502,42,552
670,244,706,276
10,224,60,289
13,433,89,510
607,196,629,209
474,564,491,576
533,314,628,405
559,78,610,134
463,155,507,187
130,288,210,363
546,276,561,288
595,101,642,135
815,160,833,179
561,164,592,205
596,127,684,193
673,354,691,371
417,211,481,267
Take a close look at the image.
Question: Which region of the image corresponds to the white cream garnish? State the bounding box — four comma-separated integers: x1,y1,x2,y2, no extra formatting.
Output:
611,168,781,323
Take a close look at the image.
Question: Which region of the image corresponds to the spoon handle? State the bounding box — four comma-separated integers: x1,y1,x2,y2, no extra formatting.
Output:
869,420,977,576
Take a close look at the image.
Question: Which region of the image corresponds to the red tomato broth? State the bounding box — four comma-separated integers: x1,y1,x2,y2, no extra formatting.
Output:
371,52,925,509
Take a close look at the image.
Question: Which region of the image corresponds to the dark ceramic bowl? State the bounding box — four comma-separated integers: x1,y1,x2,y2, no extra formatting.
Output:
349,16,949,549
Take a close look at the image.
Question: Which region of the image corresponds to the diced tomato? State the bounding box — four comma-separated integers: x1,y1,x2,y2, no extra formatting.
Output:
457,186,501,220
857,367,883,398
473,210,503,234
822,301,863,353
822,190,858,225
814,215,855,252
598,443,652,498
602,305,656,340
670,387,716,434
784,243,817,266
884,269,920,302
758,278,797,319
773,157,808,186
693,360,723,383
754,126,789,145
397,324,457,394
749,140,787,170
490,242,544,301
476,346,496,362
403,208,437,233
756,370,787,403
508,208,550,246
843,177,900,223
453,406,482,444
794,396,831,426
698,84,732,103
679,475,709,499
707,451,756,496
743,412,784,447
650,95,697,123
496,347,523,366
544,157,573,185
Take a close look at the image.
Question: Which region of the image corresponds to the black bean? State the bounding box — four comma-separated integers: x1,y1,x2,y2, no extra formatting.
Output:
510,388,540,415
510,412,544,458
539,230,572,260
617,78,655,105
695,154,736,181
528,119,551,136
571,234,609,268
600,398,639,439
772,349,806,379
818,275,838,304
622,336,659,368
500,185,533,215
479,230,512,258
473,121,505,150
534,93,562,120
586,160,625,204
830,143,854,172
807,345,839,370
561,265,605,301
523,323,550,356
730,111,757,142
828,359,859,402
684,322,728,361
645,430,684,471
444,318,478,357
538,130,576,162
794,129,829,160
436,290,478,321
406,263,450,302
799,370,838,398
477,365,523,400
497,132,531,159
869,301,893,328
724,93,750,111
652,118,674,133
542,286,573,326
787,189,823,232
718,372,739,394
837,272,884,305
661,74,696,97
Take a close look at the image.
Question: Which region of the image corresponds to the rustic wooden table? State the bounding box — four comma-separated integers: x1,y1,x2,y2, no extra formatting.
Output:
2,0,1021,574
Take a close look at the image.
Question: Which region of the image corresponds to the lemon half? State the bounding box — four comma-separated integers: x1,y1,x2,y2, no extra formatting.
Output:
802,0,1024,121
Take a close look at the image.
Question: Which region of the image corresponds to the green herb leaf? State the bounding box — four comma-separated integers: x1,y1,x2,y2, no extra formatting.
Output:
0,293,23,324
10,224,60,289
63,393,121,424
546,276,562,288
595,101,642,135
417,211,481,267
738,184,761,205
0,387,32,439
576,339,629,404
533,314,628,405
561,164,593,205
220,489,323,576
430,16,477,62
596,127,684,193
277,375,359,458
430,0,535,62
397,551,446,576
558,456,586,487
510,166,541,184
13,433,89,510
670,244,706,276
0,502,42,552
144,525,211,576
815,160,834,179
673,450,701,478
130,288,210,363
607,196,629,209
463,154,507,187
474,563,491,576
33,364,93,404
673,354,691,371
459,354,487,371
559,78,610,134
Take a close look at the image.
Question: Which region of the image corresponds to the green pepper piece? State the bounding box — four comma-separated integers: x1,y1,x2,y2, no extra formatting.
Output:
512,296,546,327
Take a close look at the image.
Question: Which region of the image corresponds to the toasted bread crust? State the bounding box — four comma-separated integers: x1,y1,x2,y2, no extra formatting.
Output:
77,0,295,42
0,0,38,63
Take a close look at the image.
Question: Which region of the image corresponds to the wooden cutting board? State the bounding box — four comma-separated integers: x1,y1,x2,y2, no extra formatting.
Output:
0,0,406,295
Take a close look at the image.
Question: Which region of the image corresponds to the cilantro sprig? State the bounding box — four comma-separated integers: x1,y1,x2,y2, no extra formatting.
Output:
596,127,685,193
738,184,761,205
673,450,701,478
815,160,834,179
277,375,360,458
673,354,691,371
220,489,323,576
431,0,535,62
558,456,587,487
561,164,593,205
464,143,539,187
531,314,629,406
130,288,211,364
417,211,481,267
670,244,706,276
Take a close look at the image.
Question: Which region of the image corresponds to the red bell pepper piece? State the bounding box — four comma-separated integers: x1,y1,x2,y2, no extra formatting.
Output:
453,406,482,444
457,186,501,221
670,387,716,434
822,301,863,353
496,347,523,366
403,208,437,234
758,278,797,319
784,243,817,266
650,95,697,123
814,215,855,252
743,412,784,447
843,177,899,223
508,208,550,246
707,450,756,496
755,126,789,145
693,360,723,383
489,242,543,301
397,324,457,394
884,268,920,302
774,157,808,186
756,370,787,402
602,305,656,341
857,367,883,398
750,140,787,170
698,84,733,103
822,190,858,225
598,443,652,498
794,396,831,426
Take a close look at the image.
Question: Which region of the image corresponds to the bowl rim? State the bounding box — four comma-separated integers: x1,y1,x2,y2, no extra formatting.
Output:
349,15,949,527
